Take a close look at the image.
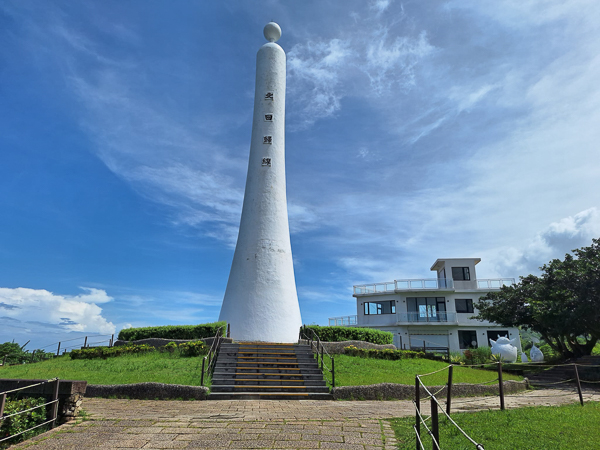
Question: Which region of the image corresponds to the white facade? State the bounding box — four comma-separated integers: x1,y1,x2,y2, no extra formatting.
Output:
219,23,302,343
330,258,521,353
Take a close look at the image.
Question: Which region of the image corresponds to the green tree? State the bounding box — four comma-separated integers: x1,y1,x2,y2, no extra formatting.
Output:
474,238,600,359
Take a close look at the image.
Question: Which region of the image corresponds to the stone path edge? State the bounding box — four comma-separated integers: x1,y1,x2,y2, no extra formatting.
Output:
85,382,209,400
81,380,527,401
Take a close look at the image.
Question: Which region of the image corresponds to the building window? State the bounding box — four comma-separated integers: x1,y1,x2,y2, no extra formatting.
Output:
452,267,470,281
487,330,509,344
407,297,446,322
458,330,478,349
455,299,474,313
364,301,396,315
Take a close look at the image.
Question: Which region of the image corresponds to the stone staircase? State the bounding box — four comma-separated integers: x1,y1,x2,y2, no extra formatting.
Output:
208,342,333,400
526,355,600,388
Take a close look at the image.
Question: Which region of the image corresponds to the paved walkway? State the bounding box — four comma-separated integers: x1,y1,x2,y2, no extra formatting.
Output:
12,388,600,449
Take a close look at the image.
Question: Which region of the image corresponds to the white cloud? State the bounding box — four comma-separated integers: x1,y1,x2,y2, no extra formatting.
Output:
0,287,115,334
370,0,392,16
364,31,434,94
287,5,433,128
493,208,600,276
287,39,354,128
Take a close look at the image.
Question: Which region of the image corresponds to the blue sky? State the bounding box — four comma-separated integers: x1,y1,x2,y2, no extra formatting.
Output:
1,0,600,350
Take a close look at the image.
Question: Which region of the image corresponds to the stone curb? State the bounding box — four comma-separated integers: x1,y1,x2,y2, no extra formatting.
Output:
85,382,209,400
332,380,529,400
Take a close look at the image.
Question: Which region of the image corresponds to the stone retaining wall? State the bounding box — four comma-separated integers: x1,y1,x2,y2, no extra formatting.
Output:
85,382,209,400
299,339,396,354
332,380,529,400
113,337,233,349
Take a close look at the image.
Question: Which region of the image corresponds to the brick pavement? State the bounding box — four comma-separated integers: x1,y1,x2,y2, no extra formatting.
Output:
11,388,600,449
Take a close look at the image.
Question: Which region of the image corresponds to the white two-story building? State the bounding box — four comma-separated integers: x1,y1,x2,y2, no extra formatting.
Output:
329,258,521,354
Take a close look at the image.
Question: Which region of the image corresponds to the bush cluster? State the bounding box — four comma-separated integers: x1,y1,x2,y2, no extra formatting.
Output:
344,346,425,360
0,397,48,449
303,325,393,345
117,321,226,341
463,347,493,365
70,344,155,360
164,341,207,357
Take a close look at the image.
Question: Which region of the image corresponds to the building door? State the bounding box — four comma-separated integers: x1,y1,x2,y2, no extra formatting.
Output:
487,330,509,345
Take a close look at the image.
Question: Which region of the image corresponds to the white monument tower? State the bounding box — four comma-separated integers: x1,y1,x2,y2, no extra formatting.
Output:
219,23,302,343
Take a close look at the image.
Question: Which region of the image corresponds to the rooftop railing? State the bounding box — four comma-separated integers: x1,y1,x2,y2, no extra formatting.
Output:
328,315,358,326
353,277,515,295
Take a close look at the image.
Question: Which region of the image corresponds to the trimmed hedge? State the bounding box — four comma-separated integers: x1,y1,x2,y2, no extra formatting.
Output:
117,321,227,341
344,346,425,360
70,344,155,360
303,325,393,345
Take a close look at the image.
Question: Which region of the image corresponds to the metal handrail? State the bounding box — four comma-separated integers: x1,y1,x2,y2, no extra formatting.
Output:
299,326,335,388
0,378,60,444
200,326,224,386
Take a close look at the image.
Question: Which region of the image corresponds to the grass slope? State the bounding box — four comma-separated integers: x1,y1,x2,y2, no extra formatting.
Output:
390,401,600,449
0,352,206,386
0,353,521,388
333,354,522,387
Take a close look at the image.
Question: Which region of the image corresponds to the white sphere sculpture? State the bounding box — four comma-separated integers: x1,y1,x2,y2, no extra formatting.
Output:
264,22,282,42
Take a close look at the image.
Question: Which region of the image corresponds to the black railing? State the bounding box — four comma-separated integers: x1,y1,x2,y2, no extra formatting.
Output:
0,378,60,446
200,326,225,386
299,325,335,388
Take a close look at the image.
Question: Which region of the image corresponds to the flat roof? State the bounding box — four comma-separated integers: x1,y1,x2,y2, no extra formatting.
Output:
430,258,481,272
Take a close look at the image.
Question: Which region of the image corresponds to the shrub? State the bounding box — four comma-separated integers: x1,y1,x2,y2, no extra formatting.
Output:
449,351,463,364
164,342,178,353
70,344,155,360
463,346,492,365
178,341,207,357
344,346,425,360
0,397,48,448
303,325,393,345
117,321,227,341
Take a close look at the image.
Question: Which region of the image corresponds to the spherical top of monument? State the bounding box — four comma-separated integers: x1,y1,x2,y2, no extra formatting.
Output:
264,22,281,42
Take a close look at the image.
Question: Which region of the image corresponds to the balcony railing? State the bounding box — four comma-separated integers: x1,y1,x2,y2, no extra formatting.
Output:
328,315,358,326
353,277,515,295
477,278,515,289
397,312,458,323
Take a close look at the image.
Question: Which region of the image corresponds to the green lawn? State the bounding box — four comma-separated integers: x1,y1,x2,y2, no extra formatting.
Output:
0,352,521,388
332,354,522,386
389,401,600,449
0,352,207,386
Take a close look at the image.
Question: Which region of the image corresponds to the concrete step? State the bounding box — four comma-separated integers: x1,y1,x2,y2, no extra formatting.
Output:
213,372,325,379
215,362,319,369
214,368,323,376
211,378,327,386
208,392,333,400
210,385,330,393
221,344,302,350
217,358,315,363
209,342,330,400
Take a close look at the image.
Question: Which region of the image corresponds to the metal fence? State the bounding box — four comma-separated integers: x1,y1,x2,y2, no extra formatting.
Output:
0,378,60,445
1,334,116,368
411,360,600,449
